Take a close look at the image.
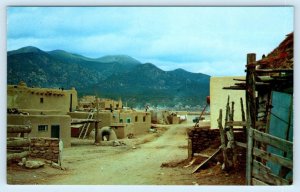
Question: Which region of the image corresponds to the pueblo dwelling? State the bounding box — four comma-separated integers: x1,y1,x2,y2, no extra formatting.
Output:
7,81,78,147
71,96,151,139
7,83,152,145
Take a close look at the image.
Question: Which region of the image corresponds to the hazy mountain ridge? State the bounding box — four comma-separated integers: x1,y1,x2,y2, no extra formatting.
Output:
7,46,210,107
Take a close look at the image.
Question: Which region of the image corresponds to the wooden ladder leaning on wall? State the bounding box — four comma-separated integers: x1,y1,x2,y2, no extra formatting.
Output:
78,109,95,139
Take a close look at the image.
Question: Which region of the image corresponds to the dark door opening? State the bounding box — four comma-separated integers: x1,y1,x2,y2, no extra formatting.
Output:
51,125,60,138
69,94,73,112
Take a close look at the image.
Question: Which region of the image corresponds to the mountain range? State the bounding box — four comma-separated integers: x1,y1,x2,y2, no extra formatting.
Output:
7,46,210,108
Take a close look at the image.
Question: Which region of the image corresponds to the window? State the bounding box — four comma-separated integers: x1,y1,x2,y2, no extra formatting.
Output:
143,116,146,122
135,116,138,122
40,97,44,103
119,119,123,123
126,118,131,123
38,125,48,132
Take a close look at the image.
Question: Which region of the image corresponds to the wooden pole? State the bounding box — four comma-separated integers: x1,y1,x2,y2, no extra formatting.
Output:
7,125,31,133
245,53,256,185
246,127,254,185
95,96,100,144
218,109,229,171
7,151,30,162
229,101,237,168
7,139,30,147
240,97,246,132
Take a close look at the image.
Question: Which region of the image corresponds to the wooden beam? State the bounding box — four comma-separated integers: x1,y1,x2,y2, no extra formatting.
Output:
252,129,293,154
7,125,31,133
252,147,293,169
223,86,246,90
236,141,246,148
246,127,254,185
218,109,229,170
252,160,290,185
255,69,293,73
233,78,246,81
192,147,221,173
7,151,30,162
7,139,30,147
252,178,269,185
225,121,247,127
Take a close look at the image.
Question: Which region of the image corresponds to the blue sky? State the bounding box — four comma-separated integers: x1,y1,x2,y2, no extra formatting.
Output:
7,7,293,76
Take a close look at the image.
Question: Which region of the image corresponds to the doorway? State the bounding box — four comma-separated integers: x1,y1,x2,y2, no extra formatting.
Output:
51,125,60,138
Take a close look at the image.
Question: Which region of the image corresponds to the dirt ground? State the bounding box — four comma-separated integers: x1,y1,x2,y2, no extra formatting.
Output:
7,122,245,185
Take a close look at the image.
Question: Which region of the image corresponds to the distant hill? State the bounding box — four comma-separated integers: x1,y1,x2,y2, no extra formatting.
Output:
7,46,210,108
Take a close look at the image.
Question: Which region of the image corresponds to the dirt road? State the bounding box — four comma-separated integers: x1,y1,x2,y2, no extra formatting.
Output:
7,122,245,185
40,123,195,185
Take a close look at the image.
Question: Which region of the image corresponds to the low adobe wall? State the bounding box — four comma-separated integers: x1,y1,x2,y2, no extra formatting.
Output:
29,137,60,163
187,127,221,158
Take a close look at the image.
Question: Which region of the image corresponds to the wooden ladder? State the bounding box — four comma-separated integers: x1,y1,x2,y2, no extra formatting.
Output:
78,110,94,139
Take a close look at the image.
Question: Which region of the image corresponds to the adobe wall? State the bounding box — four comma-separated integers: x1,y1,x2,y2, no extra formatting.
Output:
132,111,151,135
68,111,114,129
210,76,246,129
7,114,71,147
187,127,221,157
30,137,60,163
111,124,134,139
7,83,78,114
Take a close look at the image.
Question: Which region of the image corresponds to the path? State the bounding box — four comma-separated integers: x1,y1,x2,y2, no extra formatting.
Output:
45,124,197,185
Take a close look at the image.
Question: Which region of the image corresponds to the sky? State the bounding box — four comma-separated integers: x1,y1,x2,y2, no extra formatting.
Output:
7,6,293,76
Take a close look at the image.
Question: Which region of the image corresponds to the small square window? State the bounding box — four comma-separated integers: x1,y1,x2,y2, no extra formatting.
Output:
40,98,44,103
38,125,48,132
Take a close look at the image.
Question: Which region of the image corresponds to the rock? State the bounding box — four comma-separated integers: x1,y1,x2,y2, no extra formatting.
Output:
18,162,24,166
25,160,45,169
132,146,137,149
51,162,61,170
45,160,52,164
113,141,120,147
22,157,27,164
149,128,157,133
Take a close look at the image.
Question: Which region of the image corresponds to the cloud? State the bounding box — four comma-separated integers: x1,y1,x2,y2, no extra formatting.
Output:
7,6,293,76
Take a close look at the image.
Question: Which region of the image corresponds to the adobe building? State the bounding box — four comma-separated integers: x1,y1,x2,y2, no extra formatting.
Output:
7,82,77,147
7,114,71,147
69,109,151,139
7,81,78,114
210,76,246,129
78,95,123,111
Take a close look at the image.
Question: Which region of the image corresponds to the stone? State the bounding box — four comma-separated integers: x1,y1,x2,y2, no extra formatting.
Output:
25,160,45,169
22,157,27,164
113,141,120,147
51,162,61,170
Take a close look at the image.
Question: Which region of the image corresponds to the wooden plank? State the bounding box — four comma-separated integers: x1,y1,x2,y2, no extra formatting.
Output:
218,109,229,170
252,147,293,169
255,69,293,73
223,86,246,90
246,127,254,185
236,141,246,148
252,178,269,185
252,161,290,185
7,151,30,161
233,78,246,81
252,128,293,154
192,147,221,173
7,139,30,147
7,125,31,133
225,121,247,127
